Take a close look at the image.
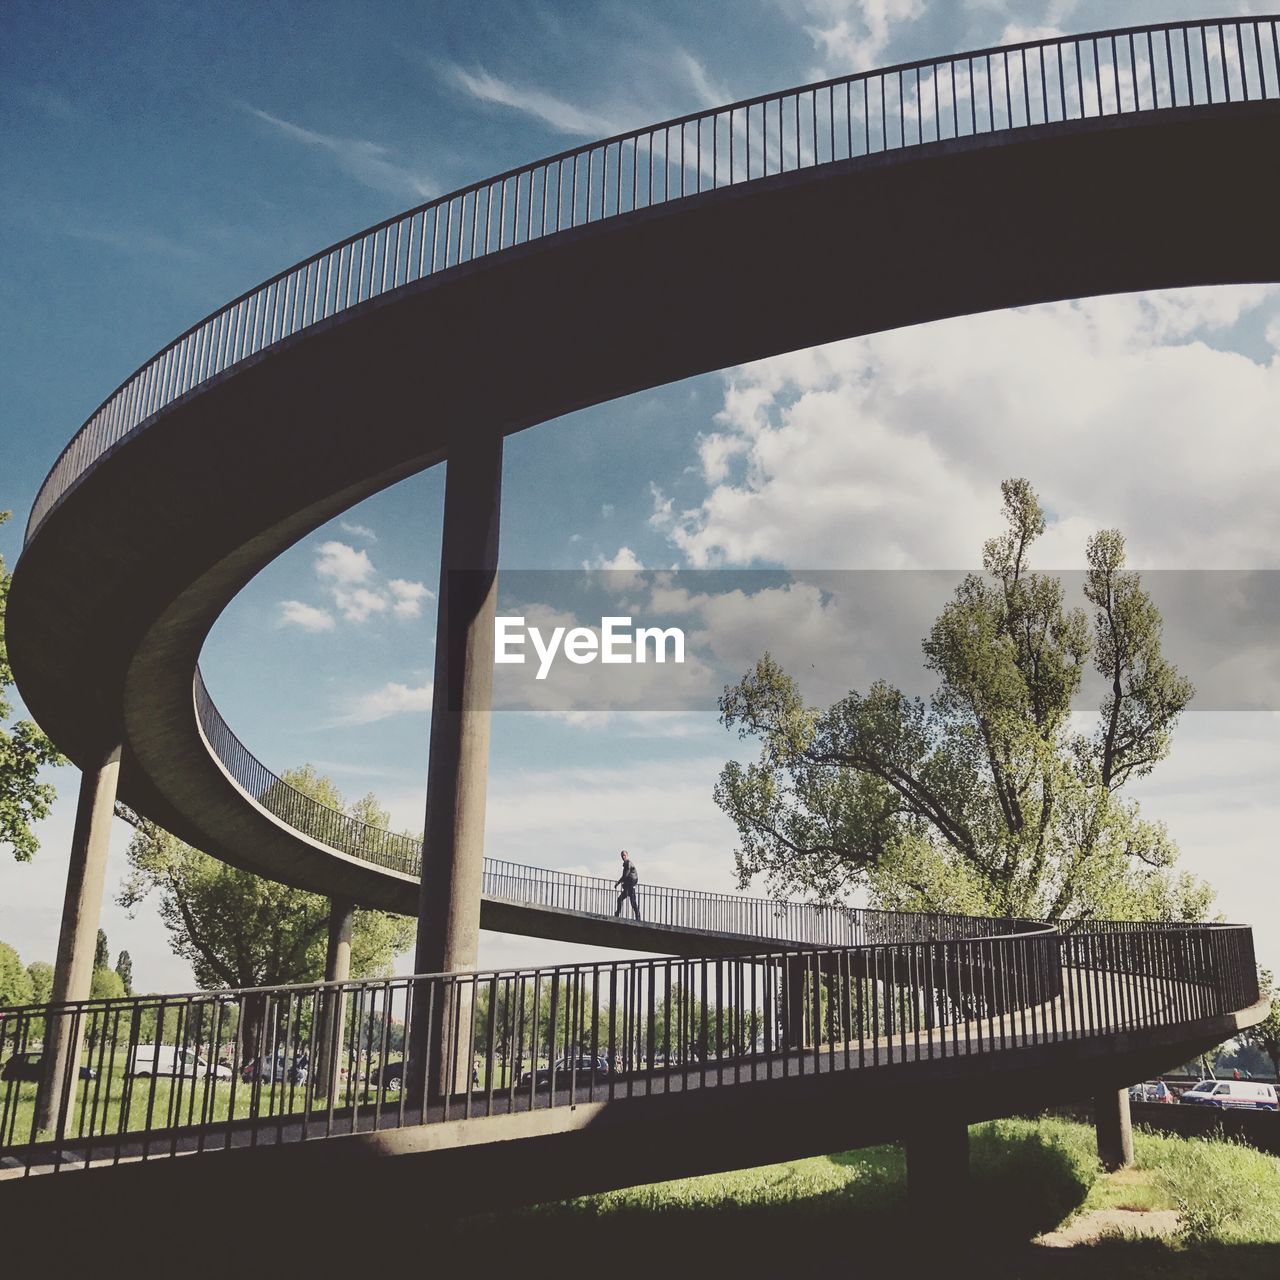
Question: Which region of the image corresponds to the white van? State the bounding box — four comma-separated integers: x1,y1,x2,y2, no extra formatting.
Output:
127,1045,231,1080
1180,1079,1278,1110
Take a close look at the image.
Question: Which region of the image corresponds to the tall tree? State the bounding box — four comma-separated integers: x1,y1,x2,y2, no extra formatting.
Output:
119,765,414,992
114,950,133,996
26,959,54,1005
1245,969,1280,1079
0,941,34,1006
715,480,1211,923
93,928,109,972
0,511,65,861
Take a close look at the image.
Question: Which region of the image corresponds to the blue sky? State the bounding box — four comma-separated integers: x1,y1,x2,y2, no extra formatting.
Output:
4,0,1280,991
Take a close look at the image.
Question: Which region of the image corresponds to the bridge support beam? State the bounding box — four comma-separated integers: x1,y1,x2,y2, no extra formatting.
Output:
410,427,503,1095
905,1118,970,1218
1095,1087,1135,1171
36,742,122,1136
314,898,354,1099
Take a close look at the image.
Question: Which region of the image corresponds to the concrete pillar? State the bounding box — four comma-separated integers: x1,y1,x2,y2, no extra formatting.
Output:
325,898,354,983
1095,1087,1135,1171
409,427,503,1095
36,743,122,1136
314,898,354,1099
905,1118,970,1211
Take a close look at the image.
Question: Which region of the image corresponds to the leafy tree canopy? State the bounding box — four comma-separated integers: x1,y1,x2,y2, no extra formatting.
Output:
115,949,133,995
119,766,415,991
26,959,54,1005
0,940,34,1006
0,511,65,860
1245,969,1280,1078
90,966,125,1001
716,480,1212,924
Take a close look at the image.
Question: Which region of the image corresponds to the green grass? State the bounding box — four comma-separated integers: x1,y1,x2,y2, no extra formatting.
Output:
443,1118,1280,1277
1,1053,413,1145
2,1049,527,1145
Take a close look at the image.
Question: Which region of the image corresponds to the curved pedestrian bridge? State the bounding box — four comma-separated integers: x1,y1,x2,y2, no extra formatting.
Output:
0,919,1265,1216
9,17,1280,930
1,15,1275,1216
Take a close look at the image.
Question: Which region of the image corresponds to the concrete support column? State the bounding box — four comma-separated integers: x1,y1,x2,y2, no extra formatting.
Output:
905,1118,970,1213
36,743,122,1136
1095,1087,1135,1171
314,898,354,1099
325,898,354,983
409,427,503,1096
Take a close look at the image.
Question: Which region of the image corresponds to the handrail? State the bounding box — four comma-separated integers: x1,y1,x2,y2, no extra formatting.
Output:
191,669,1234,945
194,668,1047,945
23,16,1280,544
0,922,1260,1174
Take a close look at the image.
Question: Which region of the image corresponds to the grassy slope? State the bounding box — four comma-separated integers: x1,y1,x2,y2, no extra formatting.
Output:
447,1118,1280,1277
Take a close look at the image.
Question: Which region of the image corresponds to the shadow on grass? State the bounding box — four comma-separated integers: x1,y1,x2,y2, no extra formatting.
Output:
437,1127,1093,1269
431,1125,1280,1276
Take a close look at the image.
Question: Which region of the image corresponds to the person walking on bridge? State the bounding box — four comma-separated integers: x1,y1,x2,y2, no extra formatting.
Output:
615,850,641,920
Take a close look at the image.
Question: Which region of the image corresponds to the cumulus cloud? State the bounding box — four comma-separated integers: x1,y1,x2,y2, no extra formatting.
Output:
589,546,644,571
276,541,432,632
277,600,335,632
340,679,434,724
657,286,1280,572
389,579,432,619
335,586,390,623
315,541,375,585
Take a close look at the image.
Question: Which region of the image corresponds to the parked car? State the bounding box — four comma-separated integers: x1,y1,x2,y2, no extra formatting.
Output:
519,1056,611,1088
240,1052,309,1086
369,1059,405,1092
1180,1079,1278,1110
369,1059,480,1091
1,1052,96,1083
127,1045,231,1080
1128,1080,1175,1104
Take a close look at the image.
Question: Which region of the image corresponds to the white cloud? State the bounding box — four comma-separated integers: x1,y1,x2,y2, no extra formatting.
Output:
277,600,335,632
659,286,1280,572
340,679,434,724
590,546,643,571
239,104,434,198
388,578,433,619
677,50,730,108
335,586,390,623
444,65,620,136
315,541,374,585
789,0,925,73
340,521,377,541
287,542,433,627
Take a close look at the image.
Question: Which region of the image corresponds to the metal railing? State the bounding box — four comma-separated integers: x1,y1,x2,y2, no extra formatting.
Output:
0,922,1257,1176
24,16,1280,545
195,669,1050,946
